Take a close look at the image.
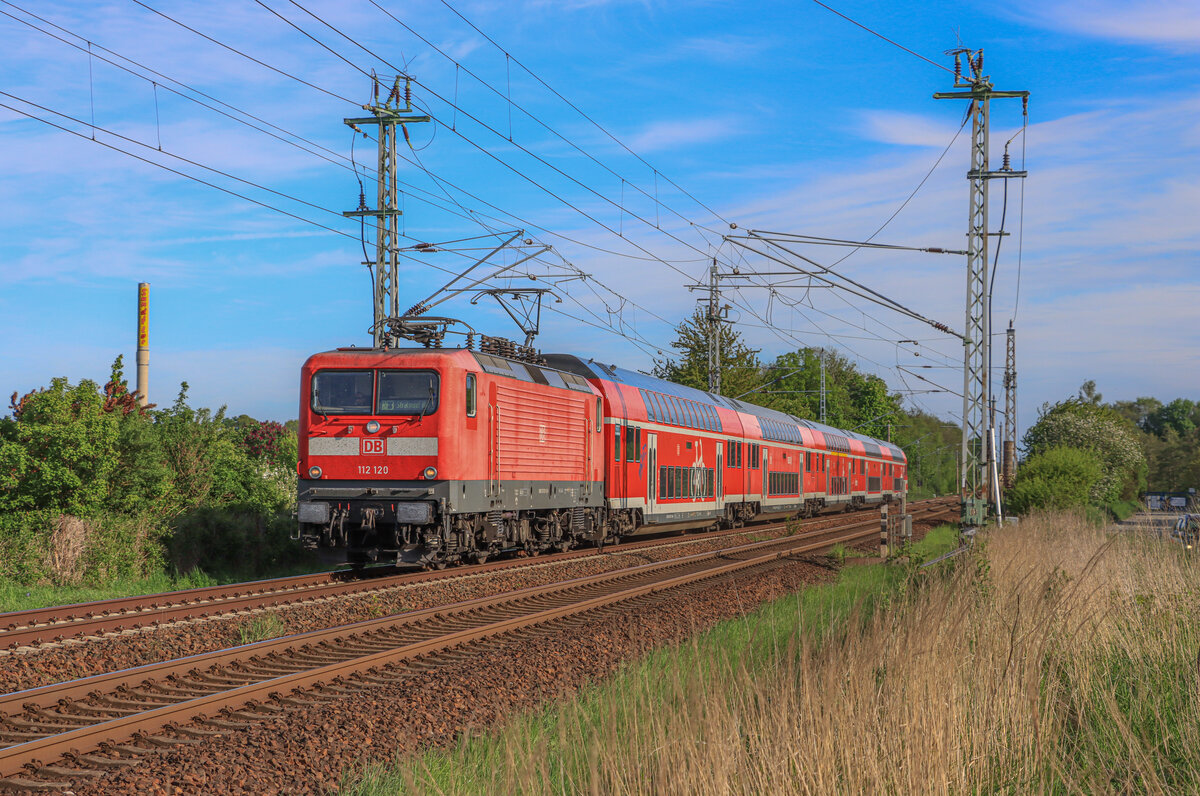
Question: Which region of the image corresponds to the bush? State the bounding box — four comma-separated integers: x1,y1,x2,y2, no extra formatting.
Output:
167,506,309,578
1,363,303,587
1007,446,1104,515
1023,399,1146,503
0,510,166,586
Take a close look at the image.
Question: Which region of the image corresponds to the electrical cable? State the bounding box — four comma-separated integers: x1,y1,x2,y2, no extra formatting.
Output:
435,0,731,228
127,0,359,104
810,0,956,75
263,0,725,273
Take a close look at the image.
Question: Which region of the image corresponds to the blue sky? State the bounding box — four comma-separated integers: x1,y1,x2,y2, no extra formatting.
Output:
0,0,1196,434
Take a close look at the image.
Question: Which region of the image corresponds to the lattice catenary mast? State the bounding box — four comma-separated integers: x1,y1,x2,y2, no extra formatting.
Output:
934,49,1027,526
1003,320,1017,488
344,76,430,348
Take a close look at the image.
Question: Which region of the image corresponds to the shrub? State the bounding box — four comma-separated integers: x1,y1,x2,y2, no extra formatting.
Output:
1023,399,1146,503
1007,446,1103,514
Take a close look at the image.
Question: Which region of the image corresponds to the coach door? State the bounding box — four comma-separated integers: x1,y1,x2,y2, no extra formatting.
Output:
646,432,658,517
761,449,769,503
715,443,724,513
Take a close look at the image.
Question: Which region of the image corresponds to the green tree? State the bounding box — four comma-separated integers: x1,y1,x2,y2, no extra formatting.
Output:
0,378,120,516
652,309,764,399
892,410,960,499
1147,398,1197,438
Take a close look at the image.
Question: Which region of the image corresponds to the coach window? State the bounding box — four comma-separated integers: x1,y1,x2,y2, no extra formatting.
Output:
614,425,622,461
465,373,477,417
377,370,439,416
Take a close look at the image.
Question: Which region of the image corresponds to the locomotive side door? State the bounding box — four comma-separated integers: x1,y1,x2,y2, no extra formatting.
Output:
646,432,658,518
487,383,499,497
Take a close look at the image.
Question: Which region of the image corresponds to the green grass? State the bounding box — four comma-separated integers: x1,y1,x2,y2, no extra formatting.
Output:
344,525,960,795
0,570,220,613
236,613,288,645
0,559,328,614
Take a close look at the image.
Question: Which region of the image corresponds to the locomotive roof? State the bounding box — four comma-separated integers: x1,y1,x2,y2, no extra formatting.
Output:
542,354,905,462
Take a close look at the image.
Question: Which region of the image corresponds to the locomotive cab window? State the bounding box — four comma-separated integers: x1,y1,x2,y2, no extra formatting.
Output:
312,370,373,415
465,373,477,417
595,397,602,432
377,370,440,415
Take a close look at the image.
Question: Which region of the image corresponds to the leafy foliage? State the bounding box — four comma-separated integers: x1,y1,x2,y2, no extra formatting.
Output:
1007,447,1104,514
0,359,303,585
652,308,764,399
1022,397,1146,503
653,310,954,495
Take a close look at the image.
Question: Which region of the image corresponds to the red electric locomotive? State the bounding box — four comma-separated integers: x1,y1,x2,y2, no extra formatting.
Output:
296,345,906,567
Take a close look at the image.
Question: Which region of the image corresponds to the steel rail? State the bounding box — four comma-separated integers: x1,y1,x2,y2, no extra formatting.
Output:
0,498,955,651
0,522,888,781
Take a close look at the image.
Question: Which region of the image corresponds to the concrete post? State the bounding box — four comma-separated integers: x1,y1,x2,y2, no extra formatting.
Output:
136,282,149,407
879,503,889,559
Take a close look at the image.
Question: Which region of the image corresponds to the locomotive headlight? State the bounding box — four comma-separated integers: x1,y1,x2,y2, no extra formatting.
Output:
423,466,438,480
365,420,381,433
308,465,323,479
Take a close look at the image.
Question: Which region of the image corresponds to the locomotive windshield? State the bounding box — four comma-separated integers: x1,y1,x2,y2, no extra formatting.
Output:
311,370,373,415
377,370,440,416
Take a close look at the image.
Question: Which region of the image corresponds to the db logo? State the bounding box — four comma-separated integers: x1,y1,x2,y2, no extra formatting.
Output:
360,438,385,455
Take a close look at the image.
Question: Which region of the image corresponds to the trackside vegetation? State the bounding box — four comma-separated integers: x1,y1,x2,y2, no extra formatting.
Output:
0,358,314,607
346,515,1200,794
342,526,958,794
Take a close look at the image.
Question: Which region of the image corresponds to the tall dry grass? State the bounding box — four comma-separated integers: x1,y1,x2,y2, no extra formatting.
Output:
351,515,1200,794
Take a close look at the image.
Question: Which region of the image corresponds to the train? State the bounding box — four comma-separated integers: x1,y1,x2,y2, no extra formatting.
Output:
295,344,907,567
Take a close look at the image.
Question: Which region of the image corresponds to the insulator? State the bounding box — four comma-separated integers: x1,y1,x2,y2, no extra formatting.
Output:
953,54,962,79
405,78,412,108
465,332,475,350
357,190,367,211
403,301,427,317
1002,149,1011,170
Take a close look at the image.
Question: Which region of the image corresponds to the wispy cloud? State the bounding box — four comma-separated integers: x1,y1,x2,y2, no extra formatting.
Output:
626,116,742,153
1014,0,1200,48
854,110,965,147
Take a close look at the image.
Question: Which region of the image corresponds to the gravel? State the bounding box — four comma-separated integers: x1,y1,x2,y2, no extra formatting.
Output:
0,526,807,695
72,556,836,796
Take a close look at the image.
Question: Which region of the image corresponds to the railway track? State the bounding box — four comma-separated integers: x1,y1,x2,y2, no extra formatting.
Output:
0,498,957,653
0,517,902,792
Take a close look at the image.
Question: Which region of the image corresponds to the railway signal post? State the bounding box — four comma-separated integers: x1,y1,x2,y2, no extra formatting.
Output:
934,49,1027,527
